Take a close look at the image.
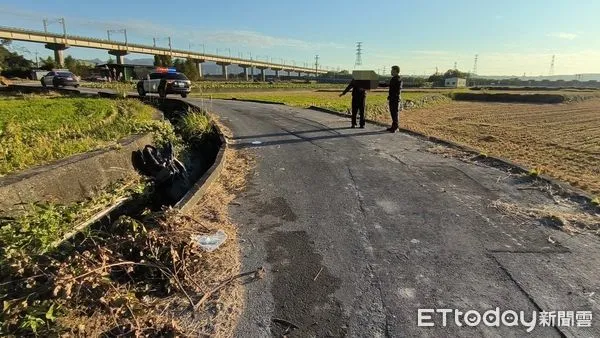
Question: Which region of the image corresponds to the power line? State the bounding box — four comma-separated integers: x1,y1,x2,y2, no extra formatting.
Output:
354,42,362,68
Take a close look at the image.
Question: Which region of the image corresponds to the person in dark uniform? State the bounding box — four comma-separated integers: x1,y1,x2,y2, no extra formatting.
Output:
339,79,367,128
387,65,402,132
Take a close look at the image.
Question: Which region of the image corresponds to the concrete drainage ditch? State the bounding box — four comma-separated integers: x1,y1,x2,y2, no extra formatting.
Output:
0,85,225,245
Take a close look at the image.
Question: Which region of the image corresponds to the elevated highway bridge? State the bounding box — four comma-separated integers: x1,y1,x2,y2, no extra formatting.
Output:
0,26,327,80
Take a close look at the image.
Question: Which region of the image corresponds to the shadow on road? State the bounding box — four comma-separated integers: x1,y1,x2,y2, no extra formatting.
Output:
230,126,351,140
230,128,389,149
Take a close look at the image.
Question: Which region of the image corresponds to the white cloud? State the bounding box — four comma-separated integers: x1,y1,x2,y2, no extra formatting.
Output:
547,32,578,40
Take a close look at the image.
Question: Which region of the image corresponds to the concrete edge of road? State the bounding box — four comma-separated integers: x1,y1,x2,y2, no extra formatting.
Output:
306,104,597,207
4,83,229,214
174,112,228,214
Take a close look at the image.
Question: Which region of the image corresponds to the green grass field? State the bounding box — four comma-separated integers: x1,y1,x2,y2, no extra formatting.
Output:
79,80,344,93
0,93,167,175
197,90,450,119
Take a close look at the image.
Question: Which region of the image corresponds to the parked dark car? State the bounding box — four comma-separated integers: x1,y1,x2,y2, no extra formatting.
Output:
41,71,79,88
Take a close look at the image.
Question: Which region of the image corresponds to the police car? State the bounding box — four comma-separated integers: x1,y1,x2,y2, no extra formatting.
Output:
136,67,191,98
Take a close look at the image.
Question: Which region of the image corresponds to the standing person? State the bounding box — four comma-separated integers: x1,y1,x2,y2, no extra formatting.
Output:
339,79,367,128
387,65,402,132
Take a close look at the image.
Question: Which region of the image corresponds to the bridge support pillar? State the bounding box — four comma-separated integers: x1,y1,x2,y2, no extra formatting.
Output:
108,50,129,65
257,67,267,82
239,64,251,81
274,69,280,78
194,59,205,78
217,62,230,80
243,67,249,81
45,43,69,68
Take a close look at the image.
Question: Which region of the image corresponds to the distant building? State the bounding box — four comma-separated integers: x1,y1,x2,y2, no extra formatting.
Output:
93,64,154,81
445,77,467,88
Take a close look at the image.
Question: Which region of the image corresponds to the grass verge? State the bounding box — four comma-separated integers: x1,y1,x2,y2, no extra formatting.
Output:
491,199,600,236
79,81,343,94
0,178,146,261
0,93,171,176
200,90,450,112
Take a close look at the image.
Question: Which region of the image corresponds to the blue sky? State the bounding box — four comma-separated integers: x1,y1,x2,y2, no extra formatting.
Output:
1,0,599,75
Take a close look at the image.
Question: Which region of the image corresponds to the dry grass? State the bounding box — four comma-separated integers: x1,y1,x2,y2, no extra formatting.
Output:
491,199,600,235
402,99,600,196
0,148,255,336
174,148,255,336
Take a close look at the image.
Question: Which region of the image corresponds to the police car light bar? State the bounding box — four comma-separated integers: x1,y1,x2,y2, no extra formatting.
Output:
156,67,177,73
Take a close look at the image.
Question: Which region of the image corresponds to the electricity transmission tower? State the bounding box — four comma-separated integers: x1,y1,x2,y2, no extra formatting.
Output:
354,42,362,68
454,61,457,70
315,55,320,75
472,54,478,75
549,55,555,76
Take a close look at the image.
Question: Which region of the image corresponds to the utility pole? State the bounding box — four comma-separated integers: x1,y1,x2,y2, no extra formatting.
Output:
108,29,127,45
315,55,319,76
549,54,555,76
43,17,66,37
60,18,66,38
153,37,156,47
354,42,362,68
454,61,457,70
35,51,39,67
472,54,478,75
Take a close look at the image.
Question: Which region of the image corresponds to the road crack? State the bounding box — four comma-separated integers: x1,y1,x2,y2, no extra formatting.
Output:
347,167,389,335
490,254,566,337
347,167,366,217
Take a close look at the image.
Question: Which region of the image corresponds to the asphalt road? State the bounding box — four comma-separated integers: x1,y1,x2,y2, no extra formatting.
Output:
3,84,597,336
186,98,600,338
